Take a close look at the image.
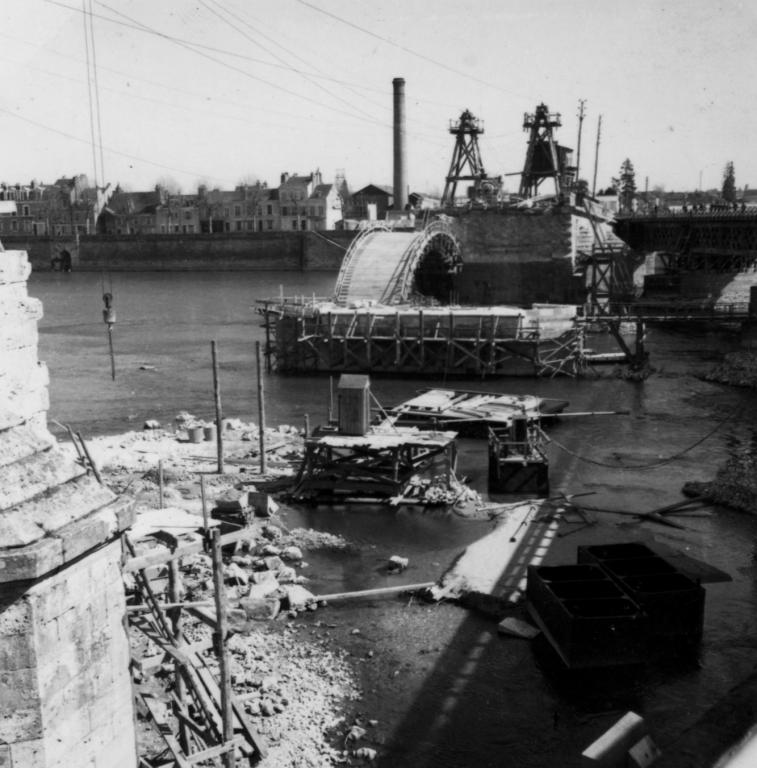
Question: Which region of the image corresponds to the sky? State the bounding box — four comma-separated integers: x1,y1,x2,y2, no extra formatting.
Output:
1,0,756,196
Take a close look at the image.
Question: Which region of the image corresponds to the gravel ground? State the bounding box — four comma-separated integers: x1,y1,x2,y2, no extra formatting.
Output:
92,416,392,766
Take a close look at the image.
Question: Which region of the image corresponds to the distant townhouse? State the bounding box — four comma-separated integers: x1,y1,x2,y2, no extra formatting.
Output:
279,170,343,231
98,187,164,234
0,181,48,236
2,169,346,237
0,175,110,237
198,183,271,233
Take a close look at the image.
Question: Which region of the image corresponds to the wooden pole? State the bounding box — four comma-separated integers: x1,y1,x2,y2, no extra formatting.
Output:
256,341,267,475
211,528,235,768
167,557,188,753
211,340,224,474
264,303,272,373
158,460,164,510
316,582,434,602
304,414,310,438
592,114,602,197
328,375,334,424
200,475,209,535
107,326,116,381
76,431,103,484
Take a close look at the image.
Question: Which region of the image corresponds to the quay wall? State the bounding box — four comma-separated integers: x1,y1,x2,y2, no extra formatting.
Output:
1,230,354,272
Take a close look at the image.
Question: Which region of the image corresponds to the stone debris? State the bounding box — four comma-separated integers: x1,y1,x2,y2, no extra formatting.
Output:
702,350,757,389
387,555,409,573
53,407,396,767
98,413,388,767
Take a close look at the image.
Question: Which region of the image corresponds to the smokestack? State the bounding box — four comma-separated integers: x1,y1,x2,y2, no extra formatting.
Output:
392,77,407,211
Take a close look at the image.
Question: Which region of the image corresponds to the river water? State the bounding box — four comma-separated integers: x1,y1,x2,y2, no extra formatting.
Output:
30,270,757,766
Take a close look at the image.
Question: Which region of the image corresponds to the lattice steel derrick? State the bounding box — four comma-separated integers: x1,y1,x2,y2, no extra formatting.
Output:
441,110,487,206
519,103,563,198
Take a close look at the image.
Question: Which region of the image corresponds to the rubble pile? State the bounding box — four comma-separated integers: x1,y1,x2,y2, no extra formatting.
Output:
702,350,757,389
684,448,757,515
104,413,386,766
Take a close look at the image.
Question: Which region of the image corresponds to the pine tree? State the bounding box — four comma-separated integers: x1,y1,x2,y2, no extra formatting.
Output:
722,162,736,203
618,159,636,212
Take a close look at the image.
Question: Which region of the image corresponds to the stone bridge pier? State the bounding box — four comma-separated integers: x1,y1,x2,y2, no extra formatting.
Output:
0,248,137,767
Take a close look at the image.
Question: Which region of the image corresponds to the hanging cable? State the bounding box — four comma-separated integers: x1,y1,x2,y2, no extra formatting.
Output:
87,0,106,185
82,0,99,188
548,413,733,471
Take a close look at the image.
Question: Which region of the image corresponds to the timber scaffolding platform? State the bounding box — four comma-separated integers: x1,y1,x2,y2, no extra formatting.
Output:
257,296,757,377
257,298,588,378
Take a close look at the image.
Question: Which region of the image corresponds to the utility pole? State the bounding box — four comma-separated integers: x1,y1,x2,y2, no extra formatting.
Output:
575,99,586,184
592,114,602,197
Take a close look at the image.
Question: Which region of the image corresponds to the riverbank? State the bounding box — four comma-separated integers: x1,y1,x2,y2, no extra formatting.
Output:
686,350,757,514
81,411,757,768
86,417,384,766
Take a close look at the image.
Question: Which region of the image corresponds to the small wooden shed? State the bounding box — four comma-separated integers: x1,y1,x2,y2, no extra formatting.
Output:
337,374,371,435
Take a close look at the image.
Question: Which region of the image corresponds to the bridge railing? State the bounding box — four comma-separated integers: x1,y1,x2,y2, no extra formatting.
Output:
590,301,751,320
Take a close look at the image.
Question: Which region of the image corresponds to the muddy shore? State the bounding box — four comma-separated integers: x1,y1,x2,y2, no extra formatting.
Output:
80,401,757,768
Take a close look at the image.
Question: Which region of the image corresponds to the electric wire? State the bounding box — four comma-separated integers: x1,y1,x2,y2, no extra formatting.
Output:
93,0,397,134
87,0,106,186
293,0,535,101
0,107,241,187
81,0,99,188
548,413,733,471
202,0,381,126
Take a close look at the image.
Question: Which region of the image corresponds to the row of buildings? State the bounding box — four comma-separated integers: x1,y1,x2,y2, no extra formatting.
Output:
0,171,401,238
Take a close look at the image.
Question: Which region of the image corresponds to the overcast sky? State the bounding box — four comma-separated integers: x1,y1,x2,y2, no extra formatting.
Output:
2,0,755,196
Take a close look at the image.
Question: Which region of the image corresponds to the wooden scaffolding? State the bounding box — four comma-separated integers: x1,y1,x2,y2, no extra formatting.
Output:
258,300,587,379
125,524,267,768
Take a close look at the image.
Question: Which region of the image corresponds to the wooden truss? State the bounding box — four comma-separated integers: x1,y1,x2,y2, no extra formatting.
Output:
292,430,458,504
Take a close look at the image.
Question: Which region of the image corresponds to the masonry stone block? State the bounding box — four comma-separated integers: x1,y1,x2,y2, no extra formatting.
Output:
0,630,37,671
57,513,113,563
0,448,85,513
0,707,43,743
0,312,39,353
0,419,55,469
0,281,29,309
0,340,37,380
0,249,137,767
0,249,32,284
0,594,31,637
9,738,45,768
0,508,47,548
0,369,49,432
0,537,63,583
14,474,111,535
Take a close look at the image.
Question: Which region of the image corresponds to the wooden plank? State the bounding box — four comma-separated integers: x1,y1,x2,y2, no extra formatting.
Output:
211,528,235,768
123,527,252,574
141,692,192,768
315,582,434,602
186,738,242,764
